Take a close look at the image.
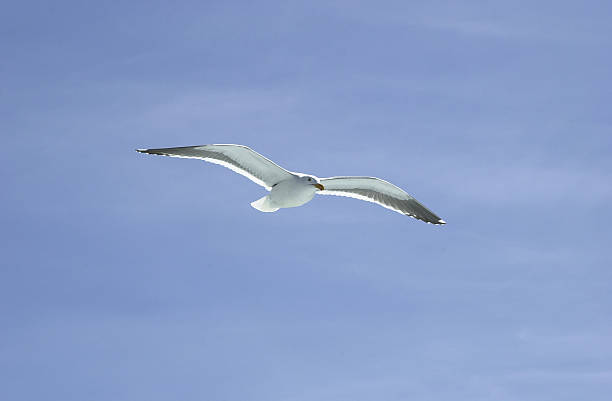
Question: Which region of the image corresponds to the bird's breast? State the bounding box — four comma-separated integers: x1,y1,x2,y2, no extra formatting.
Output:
269,180,316,208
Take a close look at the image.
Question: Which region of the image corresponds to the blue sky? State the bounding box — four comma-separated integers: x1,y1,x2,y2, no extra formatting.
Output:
2,1,611,400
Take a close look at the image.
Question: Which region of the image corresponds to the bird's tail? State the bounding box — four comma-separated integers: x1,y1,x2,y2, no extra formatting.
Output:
250,195,279,213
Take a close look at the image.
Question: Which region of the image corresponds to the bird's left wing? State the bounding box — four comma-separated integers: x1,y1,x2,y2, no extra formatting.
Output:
137,144,294,190
318,176,446,224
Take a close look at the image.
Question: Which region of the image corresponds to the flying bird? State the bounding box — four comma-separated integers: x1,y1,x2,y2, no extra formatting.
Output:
136,144,446,225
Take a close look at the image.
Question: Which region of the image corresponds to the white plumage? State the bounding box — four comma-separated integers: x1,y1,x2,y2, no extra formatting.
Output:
137,144,446,225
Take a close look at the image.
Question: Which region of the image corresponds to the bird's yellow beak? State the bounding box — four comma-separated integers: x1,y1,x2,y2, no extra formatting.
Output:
313,183,325,191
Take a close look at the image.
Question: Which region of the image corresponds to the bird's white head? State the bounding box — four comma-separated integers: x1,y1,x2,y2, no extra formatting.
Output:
299,175,324,190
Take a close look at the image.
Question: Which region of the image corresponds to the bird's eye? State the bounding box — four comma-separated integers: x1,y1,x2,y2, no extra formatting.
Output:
308,178,312,181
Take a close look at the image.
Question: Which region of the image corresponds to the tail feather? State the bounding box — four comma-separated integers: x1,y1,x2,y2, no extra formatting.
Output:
250,196,279,212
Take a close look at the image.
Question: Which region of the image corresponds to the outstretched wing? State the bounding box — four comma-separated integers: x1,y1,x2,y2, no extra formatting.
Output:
136,144,294,190
318,176,446,224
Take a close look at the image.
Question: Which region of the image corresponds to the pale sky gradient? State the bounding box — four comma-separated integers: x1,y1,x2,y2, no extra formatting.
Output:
2,1,611,400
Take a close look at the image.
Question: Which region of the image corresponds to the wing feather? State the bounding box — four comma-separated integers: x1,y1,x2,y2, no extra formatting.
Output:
136,144,293,190
318,176,446,225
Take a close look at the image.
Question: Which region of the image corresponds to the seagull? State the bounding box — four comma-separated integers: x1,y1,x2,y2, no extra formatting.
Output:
136,144,446,225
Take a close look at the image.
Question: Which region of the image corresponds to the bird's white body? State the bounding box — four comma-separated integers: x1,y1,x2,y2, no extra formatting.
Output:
251,176,319,212
137,144,446,224
269,177,318,208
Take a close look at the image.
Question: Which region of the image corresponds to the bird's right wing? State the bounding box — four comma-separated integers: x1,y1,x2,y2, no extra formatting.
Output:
136,144,294,190
318,176,446,224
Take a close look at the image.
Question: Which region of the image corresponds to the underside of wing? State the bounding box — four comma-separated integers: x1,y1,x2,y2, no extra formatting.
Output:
136,144,294,190
318,176,446,225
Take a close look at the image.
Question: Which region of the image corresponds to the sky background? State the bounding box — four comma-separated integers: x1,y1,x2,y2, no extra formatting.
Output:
2,1,612,400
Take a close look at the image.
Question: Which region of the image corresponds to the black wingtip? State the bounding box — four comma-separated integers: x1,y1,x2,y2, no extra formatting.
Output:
422,218,447,225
